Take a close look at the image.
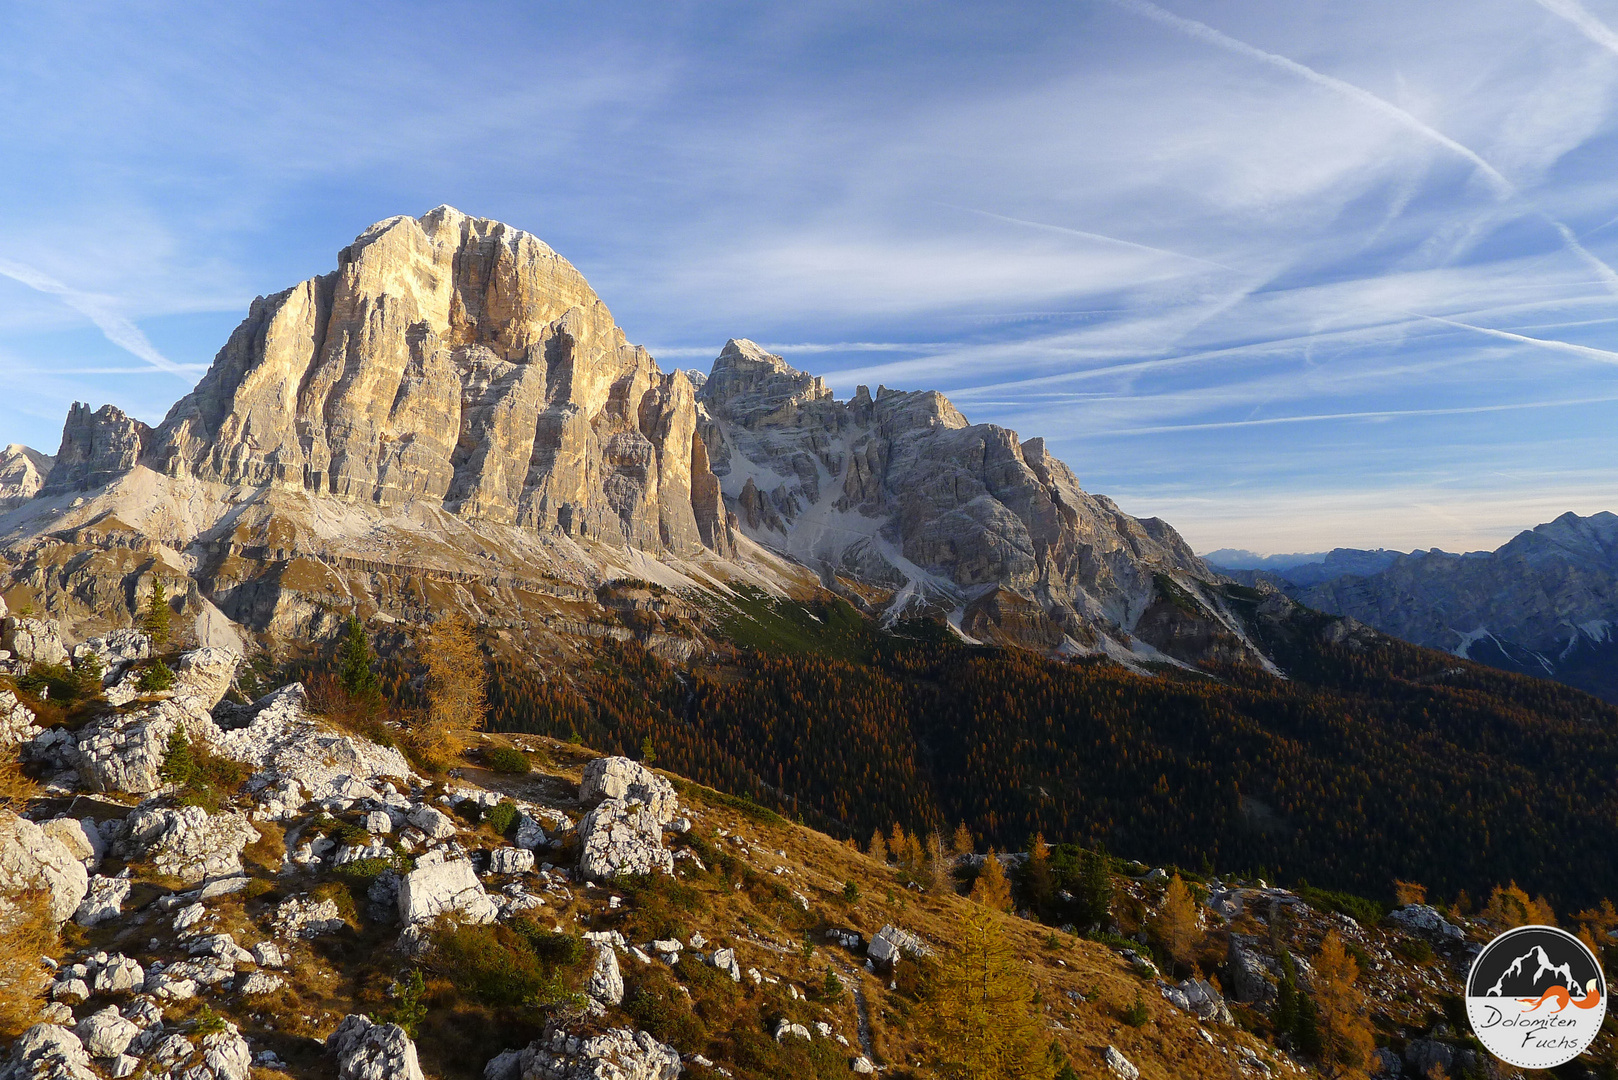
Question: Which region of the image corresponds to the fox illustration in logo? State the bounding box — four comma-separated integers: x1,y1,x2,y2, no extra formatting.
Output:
1519,979,1603,1013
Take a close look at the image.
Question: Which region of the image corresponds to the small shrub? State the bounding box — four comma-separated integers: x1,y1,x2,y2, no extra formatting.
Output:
374,969,427,1038
192,1005,228,1037
625,965,706,1050
1123,990,1150,1027
486,746,530,774
484,801,519,837
18,663,76,703
454,798,483,824
1394,938,1434,965
138,660,174,693
842,880,860,904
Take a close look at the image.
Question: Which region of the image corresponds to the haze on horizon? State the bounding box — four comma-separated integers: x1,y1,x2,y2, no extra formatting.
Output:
1,1,1615,555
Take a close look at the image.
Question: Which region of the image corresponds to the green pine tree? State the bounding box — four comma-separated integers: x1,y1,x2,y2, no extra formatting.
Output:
1077,846,1113,929
142,581,171,647
337,615,381,704
639,734,657,765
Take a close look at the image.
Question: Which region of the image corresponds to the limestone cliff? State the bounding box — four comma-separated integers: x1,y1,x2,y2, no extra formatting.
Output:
1,211,1256,669
131,206,730,557
697,339,1238,660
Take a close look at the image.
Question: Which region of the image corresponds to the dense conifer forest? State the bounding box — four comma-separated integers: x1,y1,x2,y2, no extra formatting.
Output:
470,588,1618,913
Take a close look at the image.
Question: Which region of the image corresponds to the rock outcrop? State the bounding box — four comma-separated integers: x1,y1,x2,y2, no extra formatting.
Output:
485,1026,681,1080
327,1014,425,1080
1285,511,1618,702
396,858,497,925
576,799,674,883
121,806,259,883
0,811,90,924
579,756,677,821
42,405,150,495
136,206,731,558
0,444,52,511
696,338,1238,659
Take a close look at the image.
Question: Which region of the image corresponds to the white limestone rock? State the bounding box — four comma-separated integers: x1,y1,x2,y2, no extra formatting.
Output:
1104,1045,1140,1079
576,798,673,883
488,847,535,875
1387,904,1465,943
212,683,414,803
75,875,131,927
0,811,89,925
169,648,242,710
397,858,497,925
274,895,346,938
0,1023,96,1080
121,806,258,883
74,1006,140,1058
0,688,40,748
3,618,68,666
89,955,143,996
407,805,456,840
500,1026,681,1080
579,757,678,824
586,945,624,1006
71,630,152,686
327,1014,425,1080
72,696,223,795
41,818,103,871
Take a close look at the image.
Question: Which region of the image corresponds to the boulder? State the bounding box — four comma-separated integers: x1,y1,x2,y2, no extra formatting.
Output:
89,955,143,995
397,858,497,925
407,805,456,840
866,924,931,968
121,806,259,883
212,683,414,806
587,945,624,1006
194,1024,252,1080
274,895,347,938
3,618,68,666
576,798,673,883
0,689,40,747
710,948,741,982
40,818,102,871
1225,936,1274,1003
0,811,90,924
0,1023,96,1080
72,697,223,794
74,1006,140,1057
1387,904,1465,943
1104,1045,1140,1080
500,1026,681,1080
75,876,132,927
169,648,242,709
489,847,535,875
327,1014,425,1080
579,757,678,824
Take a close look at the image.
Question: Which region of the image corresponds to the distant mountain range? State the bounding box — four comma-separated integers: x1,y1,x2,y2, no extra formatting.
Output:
1208,511,1618,702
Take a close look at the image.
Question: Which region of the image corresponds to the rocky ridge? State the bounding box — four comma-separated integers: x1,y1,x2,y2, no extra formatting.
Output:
0,208,1266,671
0,640,1561,1079
1223,511,1618,702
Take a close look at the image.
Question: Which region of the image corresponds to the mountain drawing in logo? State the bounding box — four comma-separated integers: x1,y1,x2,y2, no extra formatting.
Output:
1485,944,1581,998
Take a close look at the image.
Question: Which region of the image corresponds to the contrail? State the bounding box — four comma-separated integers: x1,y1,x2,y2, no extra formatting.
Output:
1075,393,1618,436
942,203,1240,272
1533,0,1618,56
1412,311,1618,365
1098,0,1618,295
0,257,190,378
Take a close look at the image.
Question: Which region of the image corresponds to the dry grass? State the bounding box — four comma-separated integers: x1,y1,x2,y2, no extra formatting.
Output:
0,891,59,1039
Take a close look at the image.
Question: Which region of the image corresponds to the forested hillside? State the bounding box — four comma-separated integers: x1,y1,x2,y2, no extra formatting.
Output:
480,587,1618,913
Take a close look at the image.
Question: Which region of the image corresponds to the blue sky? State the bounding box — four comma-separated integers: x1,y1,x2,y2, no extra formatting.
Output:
2,0,1617,554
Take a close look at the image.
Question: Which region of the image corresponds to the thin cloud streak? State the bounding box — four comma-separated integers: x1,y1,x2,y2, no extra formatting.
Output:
1533,0,1618,55
1074,394,1618,437
0,258,190,378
